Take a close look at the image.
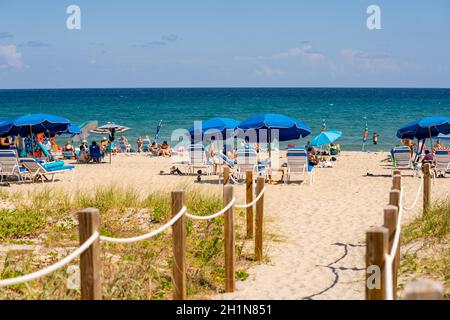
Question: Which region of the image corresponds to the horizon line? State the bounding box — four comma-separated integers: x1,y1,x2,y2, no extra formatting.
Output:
1,86,450,90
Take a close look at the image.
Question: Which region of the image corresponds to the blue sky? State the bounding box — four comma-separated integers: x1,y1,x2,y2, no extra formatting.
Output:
0,0,449,88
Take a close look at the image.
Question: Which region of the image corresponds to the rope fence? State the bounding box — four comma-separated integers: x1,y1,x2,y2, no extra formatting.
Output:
0,169,266,300
365,163,443,300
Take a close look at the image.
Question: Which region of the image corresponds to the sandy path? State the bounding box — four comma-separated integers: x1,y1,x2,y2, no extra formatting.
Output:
215,152,449,300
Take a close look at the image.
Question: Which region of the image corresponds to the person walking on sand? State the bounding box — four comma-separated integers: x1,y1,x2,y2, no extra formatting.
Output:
372,132,379,145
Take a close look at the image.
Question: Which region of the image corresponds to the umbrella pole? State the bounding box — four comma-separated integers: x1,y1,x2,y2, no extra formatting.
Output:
429,127,433,150
29,125,34,158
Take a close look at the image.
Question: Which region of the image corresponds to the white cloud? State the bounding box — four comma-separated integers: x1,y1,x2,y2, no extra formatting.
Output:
274,42,325,61
254,66,284,77
0,45,23,69
340,49,401,73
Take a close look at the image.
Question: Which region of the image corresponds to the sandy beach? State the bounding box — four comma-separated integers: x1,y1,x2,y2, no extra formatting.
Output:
1,151,449,300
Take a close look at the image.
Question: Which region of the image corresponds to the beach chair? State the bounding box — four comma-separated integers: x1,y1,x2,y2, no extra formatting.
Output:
236,147,258,178
20,158,75,183
187,144,212,175
284,148,315,185
142,139,151,153
118,139,130,153
392,146,413,169
62,150,75,159
435,150,450,177
0,150,29,183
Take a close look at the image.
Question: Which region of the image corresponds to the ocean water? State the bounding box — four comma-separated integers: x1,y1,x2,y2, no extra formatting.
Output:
0,88,449,151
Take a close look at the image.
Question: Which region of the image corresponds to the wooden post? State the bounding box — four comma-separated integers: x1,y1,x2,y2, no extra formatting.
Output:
223,166,230,186
366,227,389,300
78,208,102,300
255,176,265,261
389,189,401,209
422,163,431,214
393,169,401,177
246,171,254,239
392,174,401,191
223,184,235,292
404,278,444,300
171,191,186,300
383,205,399,300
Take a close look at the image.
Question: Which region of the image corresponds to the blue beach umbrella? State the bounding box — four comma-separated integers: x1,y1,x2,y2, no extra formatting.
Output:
0,113,71,137
397,117,450,140
309,130,342,147
237,113,311,142
49,124,82,137
189,117,240,140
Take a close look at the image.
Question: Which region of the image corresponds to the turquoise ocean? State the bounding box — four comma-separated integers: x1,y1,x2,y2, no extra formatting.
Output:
1,88,449,151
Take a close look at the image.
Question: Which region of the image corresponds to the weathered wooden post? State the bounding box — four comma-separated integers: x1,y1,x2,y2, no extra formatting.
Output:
246,171,254,239
223,166,230,186
389,189,401,208
78,208,102,300
366,227,389,300
422,163,431,214
393,169,401,177
172,190,186,300
255,176,265,261
392,174,402,191
383,205,399,300
223,184,235,292
404,278,444,300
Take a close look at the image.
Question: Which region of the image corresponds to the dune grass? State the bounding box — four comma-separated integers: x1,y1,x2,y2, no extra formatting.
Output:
400,198,450,298
0,185,255,299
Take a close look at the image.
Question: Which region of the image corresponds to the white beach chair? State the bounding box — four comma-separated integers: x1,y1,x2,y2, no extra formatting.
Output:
236,148,258,179
187,144,212,175
0,150,29,183
285,148,315,185
392,146,413,169
435,150,450,177
20,158,75,183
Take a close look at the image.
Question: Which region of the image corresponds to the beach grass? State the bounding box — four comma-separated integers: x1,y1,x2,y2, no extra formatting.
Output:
400,198,450,298
0,185,256,300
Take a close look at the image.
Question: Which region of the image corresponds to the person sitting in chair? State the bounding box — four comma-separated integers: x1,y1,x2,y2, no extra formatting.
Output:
89,141,102,163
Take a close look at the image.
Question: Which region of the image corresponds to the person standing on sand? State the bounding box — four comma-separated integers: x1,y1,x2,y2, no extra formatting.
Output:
137,137,143,153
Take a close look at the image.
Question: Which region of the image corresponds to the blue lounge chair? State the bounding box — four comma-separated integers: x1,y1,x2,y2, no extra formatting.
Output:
20,158,75,183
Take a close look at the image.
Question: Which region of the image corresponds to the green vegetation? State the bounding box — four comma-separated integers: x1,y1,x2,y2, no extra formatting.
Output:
0,185,257,300
400,198,450,298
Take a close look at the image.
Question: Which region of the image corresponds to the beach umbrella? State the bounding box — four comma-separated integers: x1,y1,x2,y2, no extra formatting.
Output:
237,113,310,157
72,120,98,142
189,117,239,141
397,117,450,149
90,122,131,164
91,122,130,134
321,119,326,132
397,117,450,140
155,120,163,141
0,113,71,137
237,114,311,141
309,130,342,147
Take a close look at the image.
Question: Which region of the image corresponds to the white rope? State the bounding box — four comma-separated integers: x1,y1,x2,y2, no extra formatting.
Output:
235,187,266,208
384,189,405,300
0,232,99,288
185,198,236,220
229,174,245,185
403,175,423,211
100,207,187,243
